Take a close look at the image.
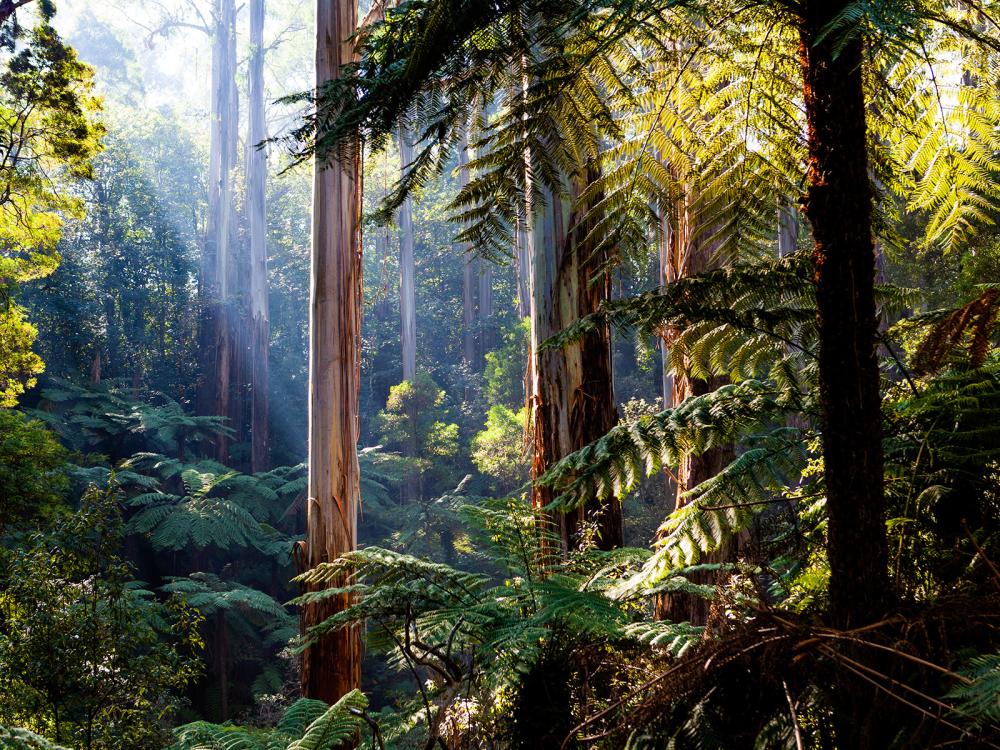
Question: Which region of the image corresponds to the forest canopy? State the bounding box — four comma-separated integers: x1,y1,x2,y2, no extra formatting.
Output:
1,0,1000,749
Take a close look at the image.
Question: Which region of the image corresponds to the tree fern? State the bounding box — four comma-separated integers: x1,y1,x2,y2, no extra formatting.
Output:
0,727,70,750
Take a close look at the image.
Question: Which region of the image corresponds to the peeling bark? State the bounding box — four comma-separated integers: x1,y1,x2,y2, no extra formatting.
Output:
655,184,733,625
300,0,363,703
529,167,622,553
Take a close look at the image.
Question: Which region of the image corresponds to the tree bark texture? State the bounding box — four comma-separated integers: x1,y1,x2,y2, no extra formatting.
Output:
248,0,270,473
799,1,889,630
529,167,623,553
654,183,733,625
301,0,363,704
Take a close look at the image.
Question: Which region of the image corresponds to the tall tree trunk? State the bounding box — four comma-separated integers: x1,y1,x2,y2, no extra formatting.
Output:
778,199,798,257
397,125,417,383
300,0,363,703
654,185,733,625
199,0,239,464
514,205,531,319
799,0,888,630
656,202,678,505
799,7,890,746
458,132,477,377
397,123,419,502
248,0,270,473
529,166,623,553
478,258,493,358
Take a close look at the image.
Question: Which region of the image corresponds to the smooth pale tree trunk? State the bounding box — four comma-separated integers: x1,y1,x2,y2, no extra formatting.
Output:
199,0,239,464
300,0,363,704
778,200,798,257
396,123,420,502
528,167,623,553
514,206,531,319
458,132,477,376
247,0,270,474
478,259,493,358
397,124,417,383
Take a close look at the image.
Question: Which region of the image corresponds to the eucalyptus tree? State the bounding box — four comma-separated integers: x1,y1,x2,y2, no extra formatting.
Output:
293,0,1000,741
247,0,270,473
198,0,240,464
300,0,363,704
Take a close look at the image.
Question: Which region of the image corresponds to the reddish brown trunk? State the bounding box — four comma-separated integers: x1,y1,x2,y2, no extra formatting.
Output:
300,0,363,703
655,372,733,624
800,2,888,629
653,174,733,624
529,167,622,553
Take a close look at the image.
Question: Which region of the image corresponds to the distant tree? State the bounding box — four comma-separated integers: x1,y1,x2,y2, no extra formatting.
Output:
472,404,529,493
246,0,270,474
377,371,460,500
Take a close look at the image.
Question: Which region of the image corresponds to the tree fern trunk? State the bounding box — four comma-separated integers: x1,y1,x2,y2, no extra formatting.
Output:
248,0,270,474
529,165,622,553
301,0,363,704
799,0,888,629
799,5,891,746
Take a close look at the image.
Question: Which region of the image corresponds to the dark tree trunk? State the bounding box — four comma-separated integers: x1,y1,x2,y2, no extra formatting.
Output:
799,5,891,747
799,1,889,630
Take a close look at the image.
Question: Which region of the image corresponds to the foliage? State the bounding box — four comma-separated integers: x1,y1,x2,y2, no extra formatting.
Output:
171,691,371,750
471,405,529,492
375,371,460,497
0,482,203,749
0,1,103,406
293,498,701,748
0,726,70,750
0,408,67,533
